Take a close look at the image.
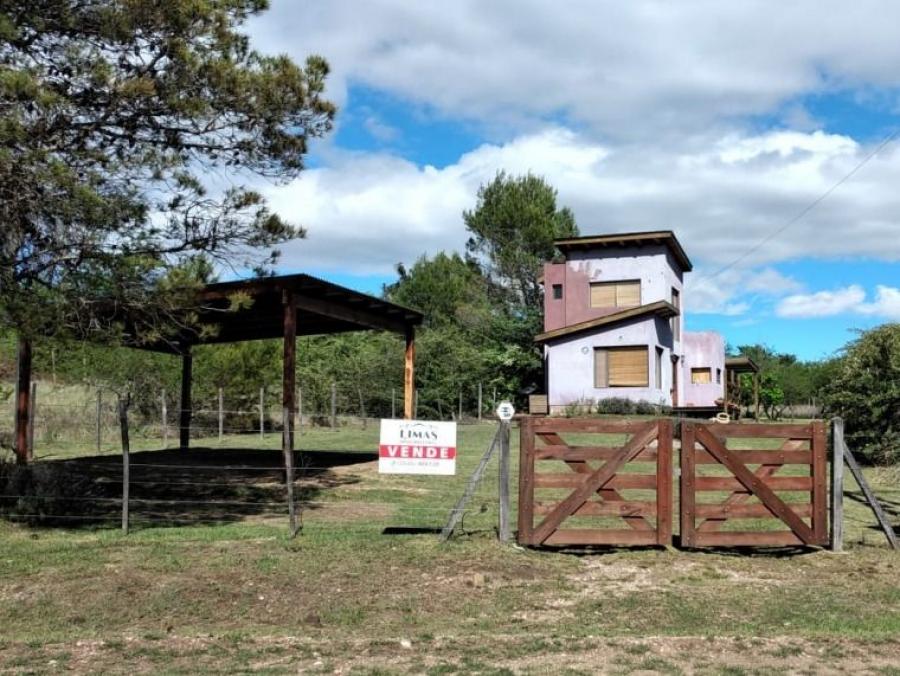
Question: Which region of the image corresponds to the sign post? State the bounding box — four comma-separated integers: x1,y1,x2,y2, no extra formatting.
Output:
496,402,514,542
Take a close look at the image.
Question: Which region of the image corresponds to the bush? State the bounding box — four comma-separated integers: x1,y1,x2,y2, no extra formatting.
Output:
821,323,900,464
595,397,635,415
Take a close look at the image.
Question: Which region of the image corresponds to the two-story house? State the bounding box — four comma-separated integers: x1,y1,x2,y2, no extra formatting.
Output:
535,230,727,414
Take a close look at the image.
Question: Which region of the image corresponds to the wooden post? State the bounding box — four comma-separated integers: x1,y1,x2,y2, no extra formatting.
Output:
218,387,224,443
498,420,511,543
754,373,760,420
282,290,296,449
14,335,32,464
517,417,535,545
118,396,130,535
297,387,303,436
657,418,674,546
404,326,415,420
96,389,103,453
283,406,298,537
330,382,337,428
831,418,845,552
27,382,36,460
478,383,483,422
161,389,168,449
259,387,265,440
680,422,696,547
179,349,192,450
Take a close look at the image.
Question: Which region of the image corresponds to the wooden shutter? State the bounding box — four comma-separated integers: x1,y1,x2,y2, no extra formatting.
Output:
608,346,649,386
616,281,641,307
691,368,711,384
594,348,609,387
590,282,617,308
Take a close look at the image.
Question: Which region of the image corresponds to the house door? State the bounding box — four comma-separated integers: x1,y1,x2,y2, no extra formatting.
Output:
670,355,679,407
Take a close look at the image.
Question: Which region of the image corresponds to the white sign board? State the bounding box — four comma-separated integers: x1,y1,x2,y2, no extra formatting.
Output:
379,419,457,475
496,401,515,421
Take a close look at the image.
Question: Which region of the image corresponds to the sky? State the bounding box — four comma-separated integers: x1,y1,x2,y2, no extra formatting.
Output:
244,1,900,361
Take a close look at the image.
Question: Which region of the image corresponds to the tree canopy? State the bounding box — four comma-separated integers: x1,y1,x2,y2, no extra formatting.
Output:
0,0,335,344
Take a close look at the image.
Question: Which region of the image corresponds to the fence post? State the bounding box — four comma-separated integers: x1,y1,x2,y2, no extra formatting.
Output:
297,387,303,436
478,383,483,422
118,396,130,535
216,387,223,443
391,387,396,419
161,389,168,449
498,420,511,543
283,406,298,537
27,382,36,460
458,390,463,422
831,417,845,552
259,387,265,440
96,389,102,453
331,382,337,428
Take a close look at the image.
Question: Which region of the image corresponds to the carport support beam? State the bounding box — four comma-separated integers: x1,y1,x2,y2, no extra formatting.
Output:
14,335,33,464
404,326,415,419
283,291,296,450
179,348,192,450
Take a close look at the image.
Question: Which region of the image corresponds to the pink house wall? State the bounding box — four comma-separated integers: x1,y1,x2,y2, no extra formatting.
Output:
681,331,725,407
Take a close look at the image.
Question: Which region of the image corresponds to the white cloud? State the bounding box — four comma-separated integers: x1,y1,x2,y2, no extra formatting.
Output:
861,285,900,319
264,126,900,280
777,285,866,317
249,1,900,141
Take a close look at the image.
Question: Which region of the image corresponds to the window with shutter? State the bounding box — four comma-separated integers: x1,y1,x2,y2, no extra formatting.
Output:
594,346,649,387
590,280,641,308
691,367,711,384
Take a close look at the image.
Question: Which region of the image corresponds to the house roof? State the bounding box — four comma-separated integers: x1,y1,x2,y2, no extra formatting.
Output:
534,300,678,343
554,230,693,272
134,273,423,353
725,356,760,373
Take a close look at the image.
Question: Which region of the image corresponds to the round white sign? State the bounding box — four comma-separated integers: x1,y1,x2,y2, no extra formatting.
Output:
496,401,515,421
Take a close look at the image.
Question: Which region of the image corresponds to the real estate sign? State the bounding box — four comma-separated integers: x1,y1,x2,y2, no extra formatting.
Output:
378,419,457,475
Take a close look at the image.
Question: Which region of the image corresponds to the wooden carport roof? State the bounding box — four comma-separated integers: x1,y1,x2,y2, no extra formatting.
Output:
143,273,423,352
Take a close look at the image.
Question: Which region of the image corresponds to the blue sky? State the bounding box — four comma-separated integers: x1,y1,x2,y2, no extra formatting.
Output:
248,2,900,361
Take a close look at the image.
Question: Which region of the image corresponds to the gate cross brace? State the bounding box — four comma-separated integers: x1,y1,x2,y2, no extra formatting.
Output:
531,423,659,545
695,426,816,544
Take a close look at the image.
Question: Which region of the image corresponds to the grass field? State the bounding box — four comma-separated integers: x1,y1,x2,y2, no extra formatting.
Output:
2,420,900,674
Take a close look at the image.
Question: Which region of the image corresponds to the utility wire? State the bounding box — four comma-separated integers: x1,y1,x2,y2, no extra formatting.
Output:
695,127,899,284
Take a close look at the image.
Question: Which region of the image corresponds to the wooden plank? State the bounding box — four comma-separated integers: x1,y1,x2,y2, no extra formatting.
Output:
293,294,408,334
694,503,813,519
706,424,813,439
282,406,298,537
696,465,780,533
530,423,658,545
811,420,828,545
535,445,658,461
282,291,297,450
691,531,805,547
695,425,817,544
656,419,673,545
543,529,660,547
404,327,415,420
531,418,658,434
535,431,654,533
533,500,657,517
831,417,845,552
694,449,810,465
179,349,192,450
517,417,535,545
680,422,697,547
693,475,812,491
534,473,658,489
841,434,899,550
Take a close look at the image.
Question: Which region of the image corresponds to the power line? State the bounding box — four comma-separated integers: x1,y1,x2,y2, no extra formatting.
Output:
696,127,899,284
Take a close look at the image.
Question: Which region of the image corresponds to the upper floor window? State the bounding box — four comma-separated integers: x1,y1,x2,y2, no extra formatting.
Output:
552,284,563,300
590,280,641,309
671,287,681,341
691,367,711,384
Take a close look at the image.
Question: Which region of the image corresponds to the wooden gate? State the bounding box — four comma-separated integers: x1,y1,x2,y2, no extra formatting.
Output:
680,422,828,547
518,417,673,547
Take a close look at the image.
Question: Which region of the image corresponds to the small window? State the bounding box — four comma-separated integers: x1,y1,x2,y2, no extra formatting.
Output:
655,347,664,389
716,368,722,384
590,280,641,309
691,367,711,384
671,288,681,341
595,346,649,387
552,284,563,300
